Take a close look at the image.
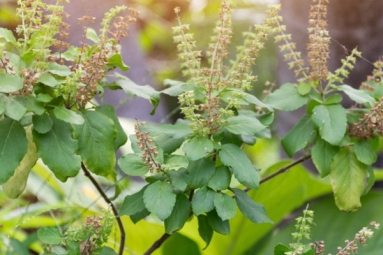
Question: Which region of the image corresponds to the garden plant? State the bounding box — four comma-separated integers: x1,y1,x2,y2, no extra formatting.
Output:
0,0,382,254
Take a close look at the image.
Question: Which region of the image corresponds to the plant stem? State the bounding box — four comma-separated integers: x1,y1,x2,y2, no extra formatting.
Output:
81,163,126,255
143,233,171,255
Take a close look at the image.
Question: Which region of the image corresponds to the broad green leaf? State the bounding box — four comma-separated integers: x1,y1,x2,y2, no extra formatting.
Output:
0,74,23,93
163,155,189,171
0,118,27,185
183,136,214,161
23,96,45,115
162,79,196,96
225,115,266,136
38,74,59,87
0,100,4,115
130,208,150,224
46,62,72,76
324,93,343,105
214,192,236,221
115,75,160,115
155,133,184,154
108,54,129,71
143,122,193,139
363,166,375,196
85,28,100,43
265,83,309,111
2,127,38,198
311,138,339,177
192,186,215,215
198,215,214,250
1,95,27,120
53,106,84,125
232,188,272,223
37,227,62,245
187,158,215,189
96,105,127,150
99,247,118,255
36,93,53,103
207,209,230,235
33,113,53,134
297,82,311,95
338,84,375,106
354,139,377,165
311,104,347,145
8,239,30,255
245,93,273,111
208,165,231,190
168,169,189,192
273,244,291,255
0,28,17,46
219,144,259,189
162,233,201,255
74,110,117,176
143,181,176,220
118,154,149,176
119,186,147,216
33,117,81,182
330,147,367,211
165,194,191,233
281,115,317,157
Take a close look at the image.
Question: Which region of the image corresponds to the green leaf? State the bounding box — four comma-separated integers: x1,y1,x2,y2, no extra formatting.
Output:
354,139,377,165
297,82,311,95
155,134,184,154
168,168,189,192
273,244,291,255
311,138,339,177
197,215,213,250
130,208,151,224
162,80,196,96
86,28,100,43
1,95,27,120
143,122,193,139
96,105,127,150
281,115,317,157
214,192,236,221
46,62,72,76
338,84,375,106
99,247,118,255
8,239,30,255
163,155,189,171
191,186,215,215
36,93,53,103
187,158,215,189
225,115,266,136
324,93,343,105
143,181,176,220
219,144,260,189
74,110,117,176
53,106,84,125
311,104,347,145
162,233,201,255
119,186,147,216
207,209,230,235
245,93,273,111
108,54,129,71
32,113,53,134
118,154,149,176
38,74,59,87
23,96,45,115
265,83,309,111
165,194,191,233
363,166,375,196
183,136,214,161
2,127,38,198
37,227,62,245
0,28,17,46
208,165,231,190
115,75,160,115
232,188,272,223
33,117,81,182
0,74,23,93
330,147,367,211
0,119,28,185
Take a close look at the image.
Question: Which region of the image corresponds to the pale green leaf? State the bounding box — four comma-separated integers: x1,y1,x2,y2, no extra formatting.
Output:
214,192,236,221
265,83,309,111
32,113,53,134
2,95,27,120
38,74,59,87
108,54,129,71
118,153,149,176
0,28,17,46
53,106,84,125
338,84,375,106
46,62,72,76
330,147,367,211
311,104,347,145
162,79,196,96
0,118,28,185
225,115,266,136
311,138,339,177
219,144,259,189
143,181,176,220
0,74,23,93
37,227,62,245
354,139,377,165
183,136,214,161
86,28,100,43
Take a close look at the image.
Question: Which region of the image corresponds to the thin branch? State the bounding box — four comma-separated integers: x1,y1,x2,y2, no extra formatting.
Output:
143,233,171,255
81,163,126,255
